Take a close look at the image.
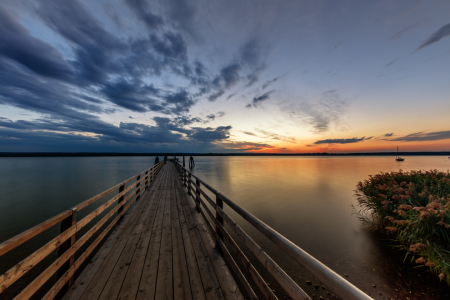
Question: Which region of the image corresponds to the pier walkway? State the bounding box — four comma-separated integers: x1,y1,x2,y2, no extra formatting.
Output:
63,162,243,300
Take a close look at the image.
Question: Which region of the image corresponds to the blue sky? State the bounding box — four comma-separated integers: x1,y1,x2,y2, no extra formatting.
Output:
0,0,449,153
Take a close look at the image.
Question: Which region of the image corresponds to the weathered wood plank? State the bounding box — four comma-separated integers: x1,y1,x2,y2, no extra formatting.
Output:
182,186,245,300
96,185,156,300
171,187,193,300
177,186,226,300
175,183,206,300
136,189,166,300
77,191,151,300
154,189,173,299
62,195,142,300
117,190,162,300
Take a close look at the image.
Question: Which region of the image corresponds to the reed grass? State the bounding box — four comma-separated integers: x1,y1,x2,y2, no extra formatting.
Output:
353,169,450,283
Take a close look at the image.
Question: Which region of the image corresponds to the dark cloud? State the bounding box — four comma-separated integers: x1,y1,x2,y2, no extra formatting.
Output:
247,90,275,108
171,115,202,126
384,133,394,137
164,0,199,40
0,2,274,153
101,79,161,113
209,64,241,101
0,5,74,81
208,37,268,101
105,4,124,30
0,116,232,152
188,126,232,142
124,0,164,30
162,89,196,114
391,131,450,142
417,23,450,50
0,57,108,119
314,137,367,144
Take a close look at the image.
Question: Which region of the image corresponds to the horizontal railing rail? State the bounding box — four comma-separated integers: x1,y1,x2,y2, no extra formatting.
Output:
0,160,165,299
174,161,373,300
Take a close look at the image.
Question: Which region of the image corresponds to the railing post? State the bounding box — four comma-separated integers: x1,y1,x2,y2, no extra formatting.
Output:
57,207,77,288
187,173,192,197
144,170,149,189
215,194,224,246
195,178,201,212
135,175,141,201
118,183,125,222
183,156,185,167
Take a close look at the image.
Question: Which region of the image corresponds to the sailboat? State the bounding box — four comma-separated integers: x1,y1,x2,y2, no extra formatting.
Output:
395,146,404,161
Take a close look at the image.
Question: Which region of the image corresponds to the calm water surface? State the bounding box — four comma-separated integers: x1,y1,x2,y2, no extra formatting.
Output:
1,156,449,299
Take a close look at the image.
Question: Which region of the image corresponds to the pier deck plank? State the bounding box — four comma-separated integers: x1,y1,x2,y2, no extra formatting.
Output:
63,162,242,300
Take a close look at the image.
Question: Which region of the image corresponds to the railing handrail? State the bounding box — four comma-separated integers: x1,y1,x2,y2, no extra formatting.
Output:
175,161,373,300
0,160,164,299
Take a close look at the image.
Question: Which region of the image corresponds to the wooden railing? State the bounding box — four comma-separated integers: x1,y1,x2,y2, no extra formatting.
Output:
0,161,164,300
174,161,373,300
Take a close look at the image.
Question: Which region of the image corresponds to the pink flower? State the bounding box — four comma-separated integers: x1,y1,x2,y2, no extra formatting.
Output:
425,262,436,267
415,257,426,264
420,211,430,220
397,210,406,217
439,273,446,281
398,204,412,210
413,207,427,212
394,220,408,225
409,243,426,252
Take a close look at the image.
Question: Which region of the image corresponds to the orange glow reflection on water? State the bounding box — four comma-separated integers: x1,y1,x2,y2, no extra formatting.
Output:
190,156,450,299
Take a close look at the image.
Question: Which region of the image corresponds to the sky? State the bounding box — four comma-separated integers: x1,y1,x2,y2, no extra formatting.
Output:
0,0,449,153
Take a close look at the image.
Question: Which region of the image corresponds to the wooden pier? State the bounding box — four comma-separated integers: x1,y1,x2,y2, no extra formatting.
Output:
0,160,373,300
63,162,242,300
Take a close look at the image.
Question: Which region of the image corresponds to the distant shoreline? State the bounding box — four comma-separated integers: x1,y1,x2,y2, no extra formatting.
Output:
0,152,449,157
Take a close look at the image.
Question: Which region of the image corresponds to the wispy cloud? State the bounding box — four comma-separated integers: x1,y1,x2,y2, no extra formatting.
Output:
417,23,450,50
385,59,399,67
314,137,368,144
388,22,420,41
261,72,289,89
254,129,296,143
282,90,349,133
246,90,275,108
391,130,450,142
215,141,276,151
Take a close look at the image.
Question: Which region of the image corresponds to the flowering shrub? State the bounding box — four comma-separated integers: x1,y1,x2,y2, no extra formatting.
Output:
354,169,450,284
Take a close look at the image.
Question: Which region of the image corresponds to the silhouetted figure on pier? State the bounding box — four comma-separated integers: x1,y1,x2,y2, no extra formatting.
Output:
164,155,167,163
189,156,195,169
154,156,159,165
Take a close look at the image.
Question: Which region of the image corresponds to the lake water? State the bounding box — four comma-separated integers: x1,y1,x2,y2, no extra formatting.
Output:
1,156,450,299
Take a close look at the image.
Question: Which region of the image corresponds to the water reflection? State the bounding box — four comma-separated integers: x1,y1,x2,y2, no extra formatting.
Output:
190,156,450,299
